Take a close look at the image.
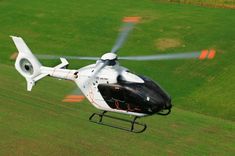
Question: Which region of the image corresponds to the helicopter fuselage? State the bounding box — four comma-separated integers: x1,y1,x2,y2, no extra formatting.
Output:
75,61,172,117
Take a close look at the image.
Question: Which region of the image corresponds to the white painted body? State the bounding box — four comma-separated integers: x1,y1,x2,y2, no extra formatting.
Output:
42,62,146,116
11,36,146,116
73,62,146,116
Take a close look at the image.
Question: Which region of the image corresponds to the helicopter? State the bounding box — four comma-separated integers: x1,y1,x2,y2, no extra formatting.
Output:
11,17,216,133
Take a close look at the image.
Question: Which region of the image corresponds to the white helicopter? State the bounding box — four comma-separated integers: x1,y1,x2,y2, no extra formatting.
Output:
11,17,215,133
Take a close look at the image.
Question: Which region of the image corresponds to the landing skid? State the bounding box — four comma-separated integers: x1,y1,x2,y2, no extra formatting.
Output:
89,111,147,133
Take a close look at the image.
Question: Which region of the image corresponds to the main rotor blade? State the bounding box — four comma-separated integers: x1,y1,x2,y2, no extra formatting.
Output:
11,49,215,62
118,50,216,61
110,17,140,54
85,60,109,86
91,60,109,78
35,54,99,60
62,88,85,103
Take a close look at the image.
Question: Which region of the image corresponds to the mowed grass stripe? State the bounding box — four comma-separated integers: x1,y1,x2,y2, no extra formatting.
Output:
0,64,234,155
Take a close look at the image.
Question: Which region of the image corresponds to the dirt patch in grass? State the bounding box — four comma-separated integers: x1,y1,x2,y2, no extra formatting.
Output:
155,38,182,51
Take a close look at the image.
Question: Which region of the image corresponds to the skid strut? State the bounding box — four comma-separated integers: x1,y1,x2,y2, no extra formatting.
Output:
89,111,147,133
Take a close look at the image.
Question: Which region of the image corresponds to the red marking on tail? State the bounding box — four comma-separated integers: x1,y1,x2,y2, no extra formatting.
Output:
123,16,141,23
208,49,216,59
199,50,208,60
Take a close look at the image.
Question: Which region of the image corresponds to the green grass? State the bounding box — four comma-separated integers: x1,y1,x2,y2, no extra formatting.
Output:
0,0,235,155
0,64,234,155
157,0,235,8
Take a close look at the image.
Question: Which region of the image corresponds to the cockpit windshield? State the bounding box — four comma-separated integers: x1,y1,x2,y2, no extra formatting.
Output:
118,75,170,104
98,73,171,114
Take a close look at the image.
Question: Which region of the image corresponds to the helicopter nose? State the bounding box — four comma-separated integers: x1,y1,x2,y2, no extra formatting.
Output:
153,99,172,116
148,99,171,114
165,99,172,109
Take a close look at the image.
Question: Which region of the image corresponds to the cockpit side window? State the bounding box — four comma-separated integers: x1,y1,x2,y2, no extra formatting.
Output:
110,86,125,101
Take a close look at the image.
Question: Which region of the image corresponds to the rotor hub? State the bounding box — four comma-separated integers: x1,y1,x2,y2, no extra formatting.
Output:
101,53,117,61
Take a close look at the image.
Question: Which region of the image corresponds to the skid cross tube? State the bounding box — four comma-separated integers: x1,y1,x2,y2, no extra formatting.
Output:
89,111,147,133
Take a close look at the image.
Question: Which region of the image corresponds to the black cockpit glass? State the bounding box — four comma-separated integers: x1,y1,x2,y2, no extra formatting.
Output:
98,74,171,114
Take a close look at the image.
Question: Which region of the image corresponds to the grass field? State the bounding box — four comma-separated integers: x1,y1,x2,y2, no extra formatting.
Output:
0,0,235,155
156,0,235,8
